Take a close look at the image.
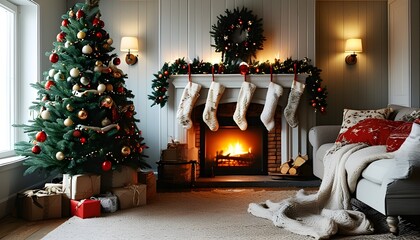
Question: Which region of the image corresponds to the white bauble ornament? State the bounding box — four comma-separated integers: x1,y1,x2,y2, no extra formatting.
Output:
64,117,73,126
48,69,56,77
40,110,51,120
80,77,90,85
70,68,80,78
77,31,86,39
82,45,93,54
97,84,106,93
54,71,65,81
72,84,80,91
64,41,71,48
56,151,65,161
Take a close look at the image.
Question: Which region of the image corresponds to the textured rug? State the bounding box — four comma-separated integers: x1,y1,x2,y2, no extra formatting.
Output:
43,189,420,240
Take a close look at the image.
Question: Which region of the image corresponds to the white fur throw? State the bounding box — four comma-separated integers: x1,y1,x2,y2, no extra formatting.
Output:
248,143,392,239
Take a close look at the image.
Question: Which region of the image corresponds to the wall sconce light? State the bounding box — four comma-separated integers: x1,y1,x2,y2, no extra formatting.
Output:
345,38,363,65
120,37,139,65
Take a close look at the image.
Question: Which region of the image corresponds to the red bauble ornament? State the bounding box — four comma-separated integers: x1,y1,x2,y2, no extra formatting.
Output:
320,106,326,113
35,131,47,142
239,62,249,75
61,19,69,27
32,145,41,154
113,58,121,65
56,32,66,42
164,70,169,75
117,86,124,93
317,87,323,93
102,160,112,171
312,102,317,107
76,9,85,19
45,80,55,90
80,137,87,144
49,53,59,63
160,87,167,93
92,18,100,26
96,31,103,39
73,130,82,138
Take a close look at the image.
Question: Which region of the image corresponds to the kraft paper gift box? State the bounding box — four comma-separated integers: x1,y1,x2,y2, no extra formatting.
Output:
101,165,138,192
44,183,70,217
111,184,146,210
138,171,156,202
63,174,101,200
70,199,101,219
17,189,62,221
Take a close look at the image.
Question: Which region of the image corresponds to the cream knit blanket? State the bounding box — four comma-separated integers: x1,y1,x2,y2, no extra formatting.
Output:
248,143,393,239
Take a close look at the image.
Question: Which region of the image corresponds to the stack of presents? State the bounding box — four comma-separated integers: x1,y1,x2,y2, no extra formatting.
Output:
16,167,156,220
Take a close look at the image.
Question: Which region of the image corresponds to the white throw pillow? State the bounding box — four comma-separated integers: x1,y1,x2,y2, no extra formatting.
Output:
338,108,392,134
391,120,420,179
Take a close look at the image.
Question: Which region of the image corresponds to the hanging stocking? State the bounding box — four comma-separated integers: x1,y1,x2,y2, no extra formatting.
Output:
176,82,202,129
233,81,256,131
260,82,283,131
284,80,305,128
203,81,226,131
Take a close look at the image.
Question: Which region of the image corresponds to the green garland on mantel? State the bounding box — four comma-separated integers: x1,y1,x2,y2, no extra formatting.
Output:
148,57,328,113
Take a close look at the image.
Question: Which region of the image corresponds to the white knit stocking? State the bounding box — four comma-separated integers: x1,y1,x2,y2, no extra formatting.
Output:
203,82,225,131
176,82,202,129
260,82,283,131
284,81,305,128
233,81,256,131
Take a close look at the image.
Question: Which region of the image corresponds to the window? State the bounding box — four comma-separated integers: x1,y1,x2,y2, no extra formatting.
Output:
0,0,16,158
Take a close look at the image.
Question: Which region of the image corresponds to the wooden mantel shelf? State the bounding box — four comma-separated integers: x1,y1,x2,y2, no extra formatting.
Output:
171,74,307,89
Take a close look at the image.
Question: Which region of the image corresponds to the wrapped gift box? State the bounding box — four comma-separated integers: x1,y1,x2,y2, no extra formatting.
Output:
94,193,118,213
111,184,146,210
44,183,70,217
138,171,157,203
63,174,101,200
70,199,101,219
17,190,62,221
101,165,138,192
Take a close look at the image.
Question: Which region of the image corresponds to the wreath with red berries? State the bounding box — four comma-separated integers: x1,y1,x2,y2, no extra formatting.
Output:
210,7,265,64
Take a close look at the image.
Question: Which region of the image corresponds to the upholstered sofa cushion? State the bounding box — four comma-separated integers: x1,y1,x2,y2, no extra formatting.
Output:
361,159,395,185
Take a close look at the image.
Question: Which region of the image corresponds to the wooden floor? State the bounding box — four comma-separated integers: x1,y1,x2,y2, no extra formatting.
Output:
0,215,67,240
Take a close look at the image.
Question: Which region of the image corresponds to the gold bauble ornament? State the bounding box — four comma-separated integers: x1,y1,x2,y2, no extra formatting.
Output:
95,61,103,66
73,84,80,91
56,151,65,161
121,146,131,157
106,84,114,92
107,38,113,45
64,117,73,126
66,104,74,111
101,97,113,108
77,31,86,39
78,109,88,120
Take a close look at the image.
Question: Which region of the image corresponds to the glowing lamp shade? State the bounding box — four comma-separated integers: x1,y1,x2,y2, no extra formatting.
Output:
120,37,139,65
344,38,362,65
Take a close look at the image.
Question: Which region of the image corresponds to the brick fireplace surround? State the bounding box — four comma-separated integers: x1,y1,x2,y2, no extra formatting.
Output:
169,74,312,177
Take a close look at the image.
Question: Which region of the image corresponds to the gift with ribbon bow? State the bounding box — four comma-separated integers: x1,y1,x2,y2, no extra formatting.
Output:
70,198,101,219
111,184,146,210
63,173,101,200
17,188,62,221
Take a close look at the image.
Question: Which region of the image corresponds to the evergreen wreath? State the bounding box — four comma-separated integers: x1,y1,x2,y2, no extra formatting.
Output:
148,57,328,114
210,7,265,64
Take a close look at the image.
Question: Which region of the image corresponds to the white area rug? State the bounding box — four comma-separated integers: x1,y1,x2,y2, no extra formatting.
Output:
43,189,416,240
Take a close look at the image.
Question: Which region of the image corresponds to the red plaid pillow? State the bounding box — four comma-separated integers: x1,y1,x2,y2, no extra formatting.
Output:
386,122,413,152
336,118,404,146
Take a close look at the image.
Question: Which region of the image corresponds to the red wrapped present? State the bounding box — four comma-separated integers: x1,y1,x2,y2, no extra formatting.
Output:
70,199,101,219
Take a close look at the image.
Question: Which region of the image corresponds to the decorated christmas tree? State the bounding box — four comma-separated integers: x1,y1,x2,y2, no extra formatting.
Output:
14,0,148,176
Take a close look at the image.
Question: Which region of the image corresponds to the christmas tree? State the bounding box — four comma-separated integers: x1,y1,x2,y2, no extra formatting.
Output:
14,0,148,176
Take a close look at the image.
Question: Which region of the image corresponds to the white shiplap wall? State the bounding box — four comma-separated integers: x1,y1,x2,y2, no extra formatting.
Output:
72,0,316,169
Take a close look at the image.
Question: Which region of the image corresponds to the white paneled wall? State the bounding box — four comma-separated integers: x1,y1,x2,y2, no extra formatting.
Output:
73,0,316,169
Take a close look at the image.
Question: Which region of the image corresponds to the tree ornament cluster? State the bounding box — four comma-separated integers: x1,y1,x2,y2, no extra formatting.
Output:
148,57,327,113
210,7,265,64
14,1,148,176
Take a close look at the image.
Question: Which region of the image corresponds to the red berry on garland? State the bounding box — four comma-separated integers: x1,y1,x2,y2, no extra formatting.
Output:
320,106,326,113
164,70,169,75
49,53,59,63
160,87,167,93
113,57,121,65
45,80,55,90
102,160,112,171
73,130,82,138
239,62,249,75
312,102,317,108
76,9,84,19
80,137,86,144
61,19,69,27
36,131,47,142
255,68,260,73
32,145,41,154
317,87,323,92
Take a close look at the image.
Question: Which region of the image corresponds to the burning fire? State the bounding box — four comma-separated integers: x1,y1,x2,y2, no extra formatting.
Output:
224,141,251,156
